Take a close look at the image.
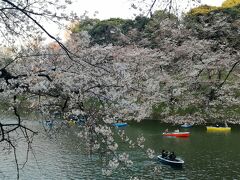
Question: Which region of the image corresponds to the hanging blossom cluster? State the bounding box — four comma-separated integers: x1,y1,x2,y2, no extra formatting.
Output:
102,152,133,176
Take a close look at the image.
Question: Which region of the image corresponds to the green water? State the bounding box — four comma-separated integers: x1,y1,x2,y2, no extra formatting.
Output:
126,120,240,179
1,119,240,179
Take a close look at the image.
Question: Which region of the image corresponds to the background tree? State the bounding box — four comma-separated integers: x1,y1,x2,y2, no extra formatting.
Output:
130,0,202,17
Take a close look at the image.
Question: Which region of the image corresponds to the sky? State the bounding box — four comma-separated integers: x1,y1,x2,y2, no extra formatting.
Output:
47,0,226,42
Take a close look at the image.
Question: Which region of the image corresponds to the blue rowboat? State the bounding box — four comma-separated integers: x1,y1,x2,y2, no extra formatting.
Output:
181,124,193,128
45,120,53,126
112,123,128,127
157,155,184,167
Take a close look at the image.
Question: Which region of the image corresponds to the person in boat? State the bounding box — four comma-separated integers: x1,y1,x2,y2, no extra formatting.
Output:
161,150,168,158
164,128,169,133
46,120,53,129
68,114,78,121
224,121,228,127
169,152,176,161
174,129,179,133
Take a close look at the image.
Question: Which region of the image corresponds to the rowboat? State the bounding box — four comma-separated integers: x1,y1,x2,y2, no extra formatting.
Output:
67,120,76,126
157,155,184,167
43,120,53,128
162,132,190,137
113,122,128,127
206,126,231,132
181,124,193,128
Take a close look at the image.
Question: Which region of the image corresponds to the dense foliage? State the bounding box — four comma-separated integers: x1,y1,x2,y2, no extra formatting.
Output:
188,0,240,15
222,0,240,8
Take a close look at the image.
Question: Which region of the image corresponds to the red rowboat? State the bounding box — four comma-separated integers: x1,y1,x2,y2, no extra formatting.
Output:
162,132,190,137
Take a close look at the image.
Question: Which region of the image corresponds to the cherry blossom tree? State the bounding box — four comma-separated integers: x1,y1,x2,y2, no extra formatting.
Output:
0,0,239,179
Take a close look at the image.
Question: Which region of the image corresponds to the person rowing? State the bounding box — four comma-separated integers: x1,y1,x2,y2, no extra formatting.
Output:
169,152,176,161
161,150,168,158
